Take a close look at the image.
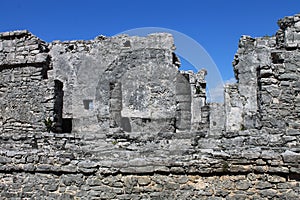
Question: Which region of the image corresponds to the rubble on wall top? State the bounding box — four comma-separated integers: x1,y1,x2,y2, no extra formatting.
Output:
0,30,32,40
277,13,300,29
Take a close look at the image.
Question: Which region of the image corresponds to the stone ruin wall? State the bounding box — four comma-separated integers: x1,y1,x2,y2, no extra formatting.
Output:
47,33,207,134
0,31,55,134
0,14,299,199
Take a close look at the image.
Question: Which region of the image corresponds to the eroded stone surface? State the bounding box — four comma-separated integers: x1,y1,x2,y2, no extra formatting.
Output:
0,14,300,199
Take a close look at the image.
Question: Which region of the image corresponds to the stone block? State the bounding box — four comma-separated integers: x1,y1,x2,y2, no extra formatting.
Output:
259,189,277,198
0,156,10,164
286,129,300,136
176,83,190,95
279,73,299,81
254,181,273,189
267,175,286,183
137,176,151,186
235,180,251,190
176,94,191,102
77,161,98,168
282,150,300,163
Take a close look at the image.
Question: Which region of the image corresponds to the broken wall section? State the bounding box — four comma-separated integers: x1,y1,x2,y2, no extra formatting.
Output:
223,14,300,147
95,34,180,134
49,34,183,134
258,15,300,143
0,30,57,134
208,36,271,136
228,35,272,132
224,33,278,133
180,69,208,132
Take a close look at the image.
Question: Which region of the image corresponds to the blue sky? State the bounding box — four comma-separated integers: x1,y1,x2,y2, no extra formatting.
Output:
0,0,299,82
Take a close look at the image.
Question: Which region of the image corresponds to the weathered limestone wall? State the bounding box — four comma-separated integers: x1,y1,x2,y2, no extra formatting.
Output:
49,34,191,134
1,172,299,199
229,14,300,148
224,84,243,132
0,31,56,134
209,103,225,137
225,15,300,136
257,17,300,137
0,130,299,199
96,38,178,133
185,69,207,131
0,14,300,199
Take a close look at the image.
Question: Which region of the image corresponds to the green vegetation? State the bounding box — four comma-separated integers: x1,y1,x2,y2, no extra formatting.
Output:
112,140,118,145
222,161,229,172
44,117,53,133
195,86,201,94
240,124,246,131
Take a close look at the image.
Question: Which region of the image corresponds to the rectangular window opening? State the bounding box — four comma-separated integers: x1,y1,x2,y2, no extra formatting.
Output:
62,118,72,133
83,99,94,111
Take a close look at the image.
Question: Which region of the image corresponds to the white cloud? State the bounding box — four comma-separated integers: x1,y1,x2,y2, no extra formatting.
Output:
207,77,236,103
224,77,237,84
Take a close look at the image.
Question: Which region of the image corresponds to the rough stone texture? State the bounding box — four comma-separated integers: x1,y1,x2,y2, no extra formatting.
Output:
0,173,299,199
0,30,55,134
0,14,300,199
47,33,206,134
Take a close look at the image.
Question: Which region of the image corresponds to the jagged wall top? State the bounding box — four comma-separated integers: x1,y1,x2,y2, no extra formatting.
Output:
0,14,299,199
0,30,209,134
0,30,49,66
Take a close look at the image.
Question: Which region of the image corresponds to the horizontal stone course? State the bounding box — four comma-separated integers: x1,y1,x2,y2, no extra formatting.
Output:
0,13,300,199
0,172,298,199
